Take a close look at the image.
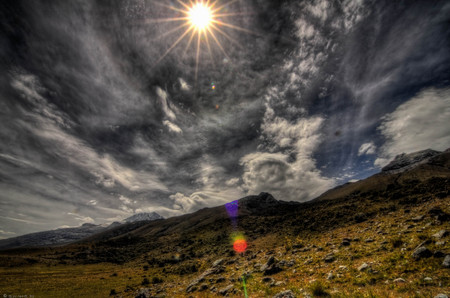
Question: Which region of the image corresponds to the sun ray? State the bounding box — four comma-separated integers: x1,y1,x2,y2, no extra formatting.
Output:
211,19,260,36
153,22,191,41
195,31,201,83
183,28,197,57
154,2,188,14
210,23,241,48
155,25,195,65
144,16,189,24
211,0,238,14
207,26,230,60
204,31,216,66
177,0,191,11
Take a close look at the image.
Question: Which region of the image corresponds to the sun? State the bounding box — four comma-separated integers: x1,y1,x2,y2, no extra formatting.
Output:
149,0,256,82
188,3,212,31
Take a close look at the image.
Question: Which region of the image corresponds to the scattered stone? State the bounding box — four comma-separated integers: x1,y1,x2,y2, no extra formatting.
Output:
433,230,449,239
365,238,375,243
213,259,224,267
261,256,282,275
443,255,450,268
434,251,445,258
355,213,367,223
324,253,335,263
393,278,406,283
287,260,295,267
434,294,448,298
436,241,446,246
262,277,275,283
272,290,296,298
219,284,233,296
358,263,370,271
412,246,433,260
274,281,285,287
416,239,432,249
135,288,151,298
326,272,334,280
412,215,425,222
338,265,348,271
424,277,432,282
186,261,225,292
341,240,351,246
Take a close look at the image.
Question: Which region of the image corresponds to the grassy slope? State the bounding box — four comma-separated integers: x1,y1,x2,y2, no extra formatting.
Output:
0,154,449,297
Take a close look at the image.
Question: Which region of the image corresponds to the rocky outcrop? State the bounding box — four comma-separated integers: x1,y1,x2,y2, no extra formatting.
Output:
382,149,441,172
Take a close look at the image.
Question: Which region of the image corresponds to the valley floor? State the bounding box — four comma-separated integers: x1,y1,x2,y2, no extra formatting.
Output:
0,197,449,298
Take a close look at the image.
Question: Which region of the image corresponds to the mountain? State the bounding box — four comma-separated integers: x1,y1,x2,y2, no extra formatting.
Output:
0,213,164,250
381,149,442,172
0,223,107,250
125,212,164,223
315,148,450,202
0,149,448,297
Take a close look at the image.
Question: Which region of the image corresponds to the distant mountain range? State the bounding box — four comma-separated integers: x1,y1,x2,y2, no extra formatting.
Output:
0,212,163,250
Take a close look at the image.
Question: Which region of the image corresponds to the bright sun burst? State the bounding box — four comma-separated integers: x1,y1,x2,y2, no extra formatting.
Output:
150,0,255,82
188,3,212,30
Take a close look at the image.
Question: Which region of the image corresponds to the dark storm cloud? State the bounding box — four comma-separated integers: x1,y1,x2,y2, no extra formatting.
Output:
1,0,449,237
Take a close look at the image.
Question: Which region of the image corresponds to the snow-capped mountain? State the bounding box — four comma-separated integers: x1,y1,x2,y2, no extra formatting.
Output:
124,212,164,223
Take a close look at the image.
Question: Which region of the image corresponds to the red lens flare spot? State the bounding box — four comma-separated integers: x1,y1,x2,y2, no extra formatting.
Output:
233,239,247,253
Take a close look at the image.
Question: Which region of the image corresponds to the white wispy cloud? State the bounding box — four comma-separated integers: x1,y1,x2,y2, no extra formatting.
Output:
375,88,450,167
358,142,376,156
163,120,183,134
157,87,176,121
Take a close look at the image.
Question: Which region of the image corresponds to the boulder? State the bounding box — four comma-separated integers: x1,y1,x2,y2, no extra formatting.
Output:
273,290,296,298
412,246,432,260
443,255,450,268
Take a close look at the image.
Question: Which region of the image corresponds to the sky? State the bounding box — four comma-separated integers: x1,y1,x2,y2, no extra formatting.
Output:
0,0,449,238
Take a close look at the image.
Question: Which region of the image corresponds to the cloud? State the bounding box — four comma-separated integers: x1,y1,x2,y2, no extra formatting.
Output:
240,105,335,201
375,88,450,167
10,72,168,193
163,120,183,134
358,142,376,156
157,87,176,121
67,212,95,224
179,78,190,91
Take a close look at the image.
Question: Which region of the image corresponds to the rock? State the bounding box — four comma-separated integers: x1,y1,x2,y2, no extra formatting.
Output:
393,278,406,283
412,246,432,260
186,263,225,292
433,230,449,239
416,239,432,249
436,241,446,246
338,265,348,271
428,207,450,222
219,284,233,296
326,272,334,280
324,253,335,263
272,290,296,298
365,238,375,243
423,277,432,282
434,251,445,258
434,294,448,298
287,260,295,267
358,263,370,271
135,288,151,298
262,277,275,283
261,256,282,275
213,259,224,267
381,149,440,172
443,255,450,268
274,281,285,287
355,213,367,223
341,240,351,246
412,215,425,222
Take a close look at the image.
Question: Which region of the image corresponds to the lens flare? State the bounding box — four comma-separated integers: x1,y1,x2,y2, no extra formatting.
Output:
233,238,247,253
